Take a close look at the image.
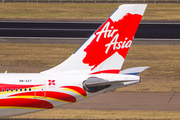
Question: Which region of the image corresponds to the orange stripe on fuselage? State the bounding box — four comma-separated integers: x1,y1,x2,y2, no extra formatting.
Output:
61,86,87,97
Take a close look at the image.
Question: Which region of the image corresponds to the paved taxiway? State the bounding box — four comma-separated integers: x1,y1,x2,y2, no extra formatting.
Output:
0,37,180,45
1,21,180,39
60,92,180,111
1,94,178,120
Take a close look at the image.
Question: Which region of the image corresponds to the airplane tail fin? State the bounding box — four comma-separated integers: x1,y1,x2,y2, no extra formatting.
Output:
41,4,147,75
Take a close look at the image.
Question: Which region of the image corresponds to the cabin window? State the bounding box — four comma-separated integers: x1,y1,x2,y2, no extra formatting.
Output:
2,89,4,92
11,88,14,92
20,88,22,91
29,88,31,91
15,88,18,91
24,88,27,91
6,88,9,92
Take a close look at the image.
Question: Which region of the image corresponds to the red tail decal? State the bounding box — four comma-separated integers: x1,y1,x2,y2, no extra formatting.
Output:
83,13,142,70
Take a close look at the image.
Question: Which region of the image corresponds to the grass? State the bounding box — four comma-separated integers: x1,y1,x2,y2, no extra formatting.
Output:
0,3,119,20
0,43,79,73
9,109,180,119
0,3,180,20
0,43,180,93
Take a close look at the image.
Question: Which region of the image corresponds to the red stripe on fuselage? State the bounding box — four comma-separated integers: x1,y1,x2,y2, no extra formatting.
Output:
0,98,53,109
61,86,87,97
9,91,76,103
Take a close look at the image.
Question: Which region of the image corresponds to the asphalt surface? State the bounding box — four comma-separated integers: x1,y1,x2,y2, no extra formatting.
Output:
1,20,180,45
0,92,179,120
0,92,178,120
0,21,180,39
1,37,180,45
60,92,180,111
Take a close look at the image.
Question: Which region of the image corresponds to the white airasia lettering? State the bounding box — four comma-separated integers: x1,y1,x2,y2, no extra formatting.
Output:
105,37,132,54
96,22,118,42
95,21,132,54
105,34,119,54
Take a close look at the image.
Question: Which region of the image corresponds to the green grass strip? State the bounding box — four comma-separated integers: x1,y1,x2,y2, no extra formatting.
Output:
0,3,180,20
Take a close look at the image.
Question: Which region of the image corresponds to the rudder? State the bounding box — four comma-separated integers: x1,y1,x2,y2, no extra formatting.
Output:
41,4,147,75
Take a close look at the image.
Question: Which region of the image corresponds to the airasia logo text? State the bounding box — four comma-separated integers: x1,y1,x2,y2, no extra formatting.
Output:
96,21,132,54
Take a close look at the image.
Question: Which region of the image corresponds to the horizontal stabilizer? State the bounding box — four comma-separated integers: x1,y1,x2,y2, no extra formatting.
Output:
84,77,136,87
120,66,149,75
83,76,139,92
85,80,136,87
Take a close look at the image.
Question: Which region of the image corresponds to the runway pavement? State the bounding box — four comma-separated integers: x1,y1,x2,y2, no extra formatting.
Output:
1,21,180,39
0,20,180,44
0,92,179,120
0,37,180,45
60,92,180,111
